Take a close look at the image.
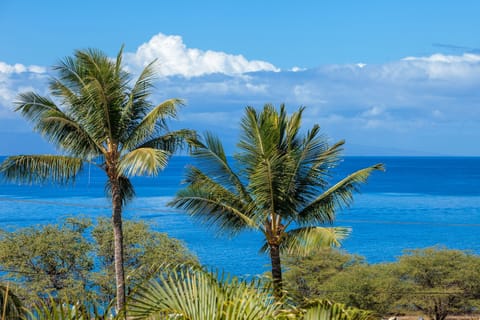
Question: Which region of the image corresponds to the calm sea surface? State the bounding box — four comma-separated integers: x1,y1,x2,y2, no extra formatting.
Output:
0,156,479,276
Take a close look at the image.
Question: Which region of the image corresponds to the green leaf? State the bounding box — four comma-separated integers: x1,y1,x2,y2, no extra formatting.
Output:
0,155,83,185
118,147,170,177
298,164,385,225
281,226,351,256
128,266,280,320
123,98,184,150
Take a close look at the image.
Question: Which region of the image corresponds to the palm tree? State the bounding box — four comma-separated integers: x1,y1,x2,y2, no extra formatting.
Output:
169,104,383,298
0,47,194,313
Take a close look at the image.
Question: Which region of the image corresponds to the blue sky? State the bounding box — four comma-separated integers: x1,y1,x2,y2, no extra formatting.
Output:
1,0,480,155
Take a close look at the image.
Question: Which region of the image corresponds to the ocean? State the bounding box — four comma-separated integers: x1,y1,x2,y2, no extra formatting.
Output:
0,156,479,276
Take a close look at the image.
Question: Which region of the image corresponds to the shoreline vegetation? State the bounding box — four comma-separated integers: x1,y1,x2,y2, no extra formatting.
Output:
1,219,480,319
0,46,479,319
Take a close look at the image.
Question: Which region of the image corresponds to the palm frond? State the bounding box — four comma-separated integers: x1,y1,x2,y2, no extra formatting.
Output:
297,164,384,225
0,155,83,185
118,147,170,177
280,226,351,256
283,104,303,148
49,78,80,109
238,105,278,161
191,132,252,203
24,295,114,320
115,45,125,75
169,168,257,234
72,48,129,144
237,107,287,212
52,54,87,95
15,92,104,157
138,129,197,154
123,98,184,150
248,152,292,214
15,92,61,122
121,60,157,128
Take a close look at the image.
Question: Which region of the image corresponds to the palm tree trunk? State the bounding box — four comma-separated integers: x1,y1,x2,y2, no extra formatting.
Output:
111,177,126,315
269,243,283,299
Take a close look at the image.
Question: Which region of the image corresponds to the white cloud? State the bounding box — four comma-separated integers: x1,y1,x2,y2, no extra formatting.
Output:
0,62,46,74
361,106,384,117
125,33,279,77
0,62,47,116
402,53,480,63
394,53,480,80
290,66,306,72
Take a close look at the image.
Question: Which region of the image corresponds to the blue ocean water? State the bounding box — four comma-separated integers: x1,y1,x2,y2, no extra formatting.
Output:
0,156,479,276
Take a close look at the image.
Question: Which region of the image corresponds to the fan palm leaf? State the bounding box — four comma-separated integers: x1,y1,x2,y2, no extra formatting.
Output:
301,300,376,320
128,266,280,320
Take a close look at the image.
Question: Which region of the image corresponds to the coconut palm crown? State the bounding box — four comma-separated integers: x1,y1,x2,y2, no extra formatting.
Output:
169,104,383,298
0,47,194,313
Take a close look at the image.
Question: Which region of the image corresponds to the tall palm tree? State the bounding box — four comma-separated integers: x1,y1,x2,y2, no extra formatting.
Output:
170,104,383,298
0,47,194,313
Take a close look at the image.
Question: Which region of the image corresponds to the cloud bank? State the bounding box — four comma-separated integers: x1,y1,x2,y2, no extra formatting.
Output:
1,34,480,155
125,33,279,77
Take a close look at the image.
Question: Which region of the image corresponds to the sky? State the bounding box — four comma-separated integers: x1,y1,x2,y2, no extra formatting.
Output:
1,0,480,155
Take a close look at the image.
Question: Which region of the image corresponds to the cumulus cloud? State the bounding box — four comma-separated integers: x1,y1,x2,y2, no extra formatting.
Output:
124,33,279,77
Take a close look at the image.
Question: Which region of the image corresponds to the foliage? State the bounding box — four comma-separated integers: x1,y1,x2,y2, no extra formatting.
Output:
284,248,364,301
0,218,93,304
0,46,194,312
91,218,198,304
300,300,376,320
127,266,375,320
128,265,282,320
0,218,197,308
170,104,383,298
284,247,480,318
321,264,403,315
394,247,480,320
24,296,115,320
